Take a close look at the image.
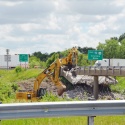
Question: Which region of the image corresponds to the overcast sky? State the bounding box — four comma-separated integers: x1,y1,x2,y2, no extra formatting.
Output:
0,0,125,55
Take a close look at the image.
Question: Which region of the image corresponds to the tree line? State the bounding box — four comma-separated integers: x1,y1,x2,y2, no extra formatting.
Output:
29,47,96,68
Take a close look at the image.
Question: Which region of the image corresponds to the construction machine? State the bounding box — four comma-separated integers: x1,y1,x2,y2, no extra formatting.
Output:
16,47,78,101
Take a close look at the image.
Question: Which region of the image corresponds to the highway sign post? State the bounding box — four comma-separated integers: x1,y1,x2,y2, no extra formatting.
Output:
19,54,28,69
88,50,103,60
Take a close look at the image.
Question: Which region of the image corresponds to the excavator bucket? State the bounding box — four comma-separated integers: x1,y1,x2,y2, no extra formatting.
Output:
56,82,66,96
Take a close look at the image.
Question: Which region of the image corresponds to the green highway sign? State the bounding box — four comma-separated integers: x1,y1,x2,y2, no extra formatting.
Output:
88,50,103,60
19,54,28,62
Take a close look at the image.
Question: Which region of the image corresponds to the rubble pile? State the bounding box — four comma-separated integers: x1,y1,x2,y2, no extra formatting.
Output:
63,84,125,100
63,85,92,100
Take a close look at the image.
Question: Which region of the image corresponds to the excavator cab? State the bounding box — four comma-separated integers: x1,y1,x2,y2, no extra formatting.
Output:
37,87,47,98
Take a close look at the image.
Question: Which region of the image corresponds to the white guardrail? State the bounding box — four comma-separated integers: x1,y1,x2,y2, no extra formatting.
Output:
0,100,125,120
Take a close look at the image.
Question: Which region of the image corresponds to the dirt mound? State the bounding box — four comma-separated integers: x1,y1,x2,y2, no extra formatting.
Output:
17,78,58,95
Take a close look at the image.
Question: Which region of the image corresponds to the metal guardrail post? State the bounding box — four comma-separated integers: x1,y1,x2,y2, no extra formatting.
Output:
87,97,96,125
88,116,94,125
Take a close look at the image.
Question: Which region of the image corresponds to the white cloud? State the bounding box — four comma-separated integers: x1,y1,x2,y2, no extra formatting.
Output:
19,23,41,32
112,0,125,7
0,1,23,6
0,0,125,55
88,23,107,35
66,0,123,15
0,24,13,32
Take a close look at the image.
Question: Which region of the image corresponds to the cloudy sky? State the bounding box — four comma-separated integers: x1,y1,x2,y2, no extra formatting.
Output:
0,0,125,55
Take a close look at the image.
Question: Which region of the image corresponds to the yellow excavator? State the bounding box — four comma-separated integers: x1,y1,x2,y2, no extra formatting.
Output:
16,47,78,101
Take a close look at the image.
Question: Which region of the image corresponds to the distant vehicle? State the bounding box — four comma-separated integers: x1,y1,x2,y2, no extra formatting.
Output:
95,59,125,67
0,55,29,69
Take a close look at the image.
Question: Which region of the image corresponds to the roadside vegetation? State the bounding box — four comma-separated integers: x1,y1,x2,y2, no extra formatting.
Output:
0,68,42,103
111,77,125,94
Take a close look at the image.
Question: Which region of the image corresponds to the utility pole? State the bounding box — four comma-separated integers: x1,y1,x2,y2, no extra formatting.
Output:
6,49,9,70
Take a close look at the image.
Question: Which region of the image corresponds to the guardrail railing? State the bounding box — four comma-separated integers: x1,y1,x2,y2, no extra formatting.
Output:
0,100,125,125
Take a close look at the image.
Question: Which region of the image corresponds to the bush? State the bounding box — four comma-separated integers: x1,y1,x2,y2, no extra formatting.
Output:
29,56,41,68
11,83,18,92
40,93,64,102
15,66,23,73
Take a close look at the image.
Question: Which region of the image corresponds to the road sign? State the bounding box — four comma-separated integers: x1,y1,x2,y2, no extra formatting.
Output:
4,55,11,62
88,50,103,60
19,54,28,62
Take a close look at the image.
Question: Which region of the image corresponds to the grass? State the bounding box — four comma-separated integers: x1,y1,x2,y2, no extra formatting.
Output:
95,116,125,125
1,116,125,125
111,76,125,94
0,117,86,125
0,68,42,83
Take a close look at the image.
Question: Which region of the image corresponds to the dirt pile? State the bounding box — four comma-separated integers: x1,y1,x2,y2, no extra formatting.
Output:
17,78,58,94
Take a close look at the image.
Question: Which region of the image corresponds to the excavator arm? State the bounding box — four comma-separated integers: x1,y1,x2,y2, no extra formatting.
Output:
33,58,66,97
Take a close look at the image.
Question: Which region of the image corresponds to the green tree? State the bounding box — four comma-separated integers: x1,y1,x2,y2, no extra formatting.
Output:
119,33,125,42
29,56,41,68
40,61,46,68
119,39,125,58
96,42,105,50
78,54,89,66
104,39,119,58
32,51,49,61
97,39,119,58
46,53,59,67
78,46,95,54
